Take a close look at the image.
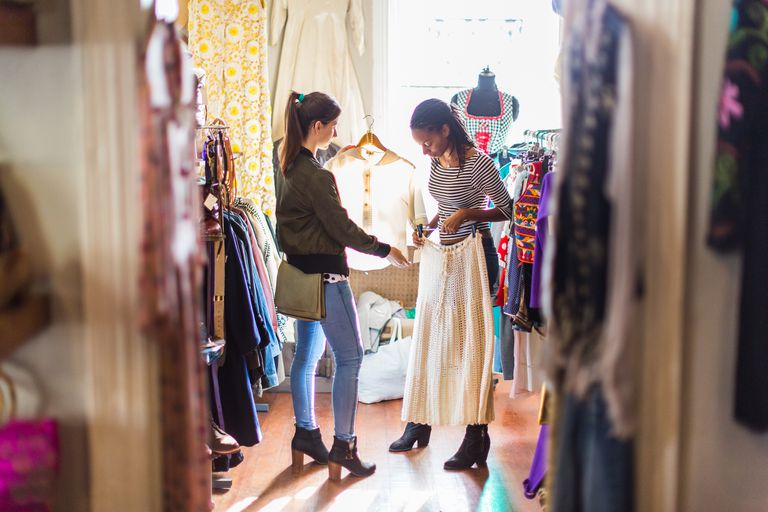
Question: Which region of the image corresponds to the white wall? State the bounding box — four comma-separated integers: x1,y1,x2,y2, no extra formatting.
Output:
0,1,88,510
680,1,768,510
0,47,89,512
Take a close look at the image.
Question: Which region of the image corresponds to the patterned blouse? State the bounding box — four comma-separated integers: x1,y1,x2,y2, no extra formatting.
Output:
514,162,543,264
708,0,768,432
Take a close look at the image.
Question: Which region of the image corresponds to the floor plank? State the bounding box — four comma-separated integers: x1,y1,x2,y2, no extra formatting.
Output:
212,380,542,512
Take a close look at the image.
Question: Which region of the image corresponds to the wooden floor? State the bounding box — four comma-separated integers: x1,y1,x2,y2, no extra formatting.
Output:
213,380,543,512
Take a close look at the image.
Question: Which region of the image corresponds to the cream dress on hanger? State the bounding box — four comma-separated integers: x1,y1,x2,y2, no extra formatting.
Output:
270,0,367,146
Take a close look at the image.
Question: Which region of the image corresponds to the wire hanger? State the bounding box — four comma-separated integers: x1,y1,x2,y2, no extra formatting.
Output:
356,115,387,152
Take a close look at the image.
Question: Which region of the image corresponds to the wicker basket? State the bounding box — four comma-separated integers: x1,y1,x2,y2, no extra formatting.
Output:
349,263,420,309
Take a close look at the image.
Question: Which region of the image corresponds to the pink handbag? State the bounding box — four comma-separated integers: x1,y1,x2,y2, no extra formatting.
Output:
0,419,59,511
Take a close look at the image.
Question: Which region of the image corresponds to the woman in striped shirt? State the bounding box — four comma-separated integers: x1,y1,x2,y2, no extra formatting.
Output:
389,98,515,469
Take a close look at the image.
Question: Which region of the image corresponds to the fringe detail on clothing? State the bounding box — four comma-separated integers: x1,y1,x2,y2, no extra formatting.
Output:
402,236,496,426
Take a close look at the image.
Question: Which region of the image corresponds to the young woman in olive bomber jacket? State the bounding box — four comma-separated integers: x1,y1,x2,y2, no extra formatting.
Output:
275,91,409,481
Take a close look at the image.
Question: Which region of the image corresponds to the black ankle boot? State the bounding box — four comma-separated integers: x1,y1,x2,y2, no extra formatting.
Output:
328,436,376,480
443,424,490,470
291,426,329,472
389,422,432,452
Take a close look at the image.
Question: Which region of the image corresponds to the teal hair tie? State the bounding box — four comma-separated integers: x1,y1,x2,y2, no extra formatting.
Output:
298,93,305,103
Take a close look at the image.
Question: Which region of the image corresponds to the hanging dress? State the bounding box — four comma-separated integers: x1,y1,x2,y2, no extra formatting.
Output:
270,0,366,146
188,0,275,214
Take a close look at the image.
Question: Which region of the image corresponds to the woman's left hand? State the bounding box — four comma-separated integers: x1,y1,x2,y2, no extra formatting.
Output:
442,208,470,234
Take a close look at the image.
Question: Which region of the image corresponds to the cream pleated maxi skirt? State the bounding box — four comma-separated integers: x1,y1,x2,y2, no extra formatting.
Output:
402,235,496,426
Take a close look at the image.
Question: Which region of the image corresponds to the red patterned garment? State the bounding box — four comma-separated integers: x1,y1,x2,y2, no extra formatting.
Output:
514,162,543,264
495,233,510,307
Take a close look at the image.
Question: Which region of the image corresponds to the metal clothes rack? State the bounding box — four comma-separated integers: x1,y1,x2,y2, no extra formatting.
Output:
522,129,561,152
198,123,234,492
198,122,270,416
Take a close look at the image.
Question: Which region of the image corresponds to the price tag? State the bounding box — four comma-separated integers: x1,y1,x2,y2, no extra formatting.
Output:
204,193,218,211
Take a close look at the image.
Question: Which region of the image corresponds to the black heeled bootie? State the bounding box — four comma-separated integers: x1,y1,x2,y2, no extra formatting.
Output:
291,426,329,473
443,424,490,470
328,436,376,481
389,422,432,452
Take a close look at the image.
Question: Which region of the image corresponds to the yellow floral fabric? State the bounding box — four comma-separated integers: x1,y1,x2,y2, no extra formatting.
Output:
188,0,275,215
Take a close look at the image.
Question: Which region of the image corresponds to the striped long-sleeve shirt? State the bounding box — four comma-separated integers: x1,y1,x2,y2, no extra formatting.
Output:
428,151,515,243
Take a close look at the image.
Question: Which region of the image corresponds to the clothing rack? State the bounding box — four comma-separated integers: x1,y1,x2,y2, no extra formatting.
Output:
523,129,561,152
196,125,241,162
198,120,277,488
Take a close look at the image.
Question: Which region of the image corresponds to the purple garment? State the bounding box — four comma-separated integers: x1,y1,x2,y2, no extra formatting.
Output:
523,424,549,499
530,172,555,308
0,419,59,511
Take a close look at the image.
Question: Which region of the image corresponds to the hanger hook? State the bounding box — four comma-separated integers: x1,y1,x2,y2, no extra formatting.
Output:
363,114,375,132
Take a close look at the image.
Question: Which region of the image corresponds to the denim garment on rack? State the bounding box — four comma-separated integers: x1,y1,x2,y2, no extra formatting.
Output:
498,312,516,380
552,385,633,512
504,239,521,317
217,219,263,447
227,212,280,389
482,235,500,299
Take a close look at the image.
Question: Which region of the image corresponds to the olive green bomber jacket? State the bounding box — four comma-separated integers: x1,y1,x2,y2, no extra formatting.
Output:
275,147,390,275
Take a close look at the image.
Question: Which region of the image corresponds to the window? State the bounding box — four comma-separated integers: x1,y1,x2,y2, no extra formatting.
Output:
150,0,180,21
380,0,562,165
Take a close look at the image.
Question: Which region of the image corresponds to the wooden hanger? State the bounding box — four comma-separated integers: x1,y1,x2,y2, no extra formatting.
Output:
356,115,387,152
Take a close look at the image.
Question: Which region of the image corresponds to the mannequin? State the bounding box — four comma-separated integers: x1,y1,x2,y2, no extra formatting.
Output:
452,68,520,156
452,67,503,116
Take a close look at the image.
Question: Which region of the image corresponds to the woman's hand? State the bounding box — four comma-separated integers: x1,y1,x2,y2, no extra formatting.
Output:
442,208,471,234
412,230,425,247
386,247,411,268
412,226,436,247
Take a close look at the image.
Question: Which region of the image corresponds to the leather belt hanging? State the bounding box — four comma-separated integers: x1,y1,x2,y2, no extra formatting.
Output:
212,240,226,339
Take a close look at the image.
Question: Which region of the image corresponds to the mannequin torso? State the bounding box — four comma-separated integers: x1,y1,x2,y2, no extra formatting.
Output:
452,69,520,155
454,71,503,116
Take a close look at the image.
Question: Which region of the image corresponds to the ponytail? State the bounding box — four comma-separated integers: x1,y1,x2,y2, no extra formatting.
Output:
279,91,341,172
410,98,475,167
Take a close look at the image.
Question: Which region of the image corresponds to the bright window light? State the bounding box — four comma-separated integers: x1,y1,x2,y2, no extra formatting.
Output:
293,485,319,500
256,496,291,512
224,497,259,512
327,489,378,511
153,0,179,21
385,0,562,165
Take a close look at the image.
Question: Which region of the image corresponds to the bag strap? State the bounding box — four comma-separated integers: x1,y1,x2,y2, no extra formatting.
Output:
0,369,16,423
371,308,405,352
